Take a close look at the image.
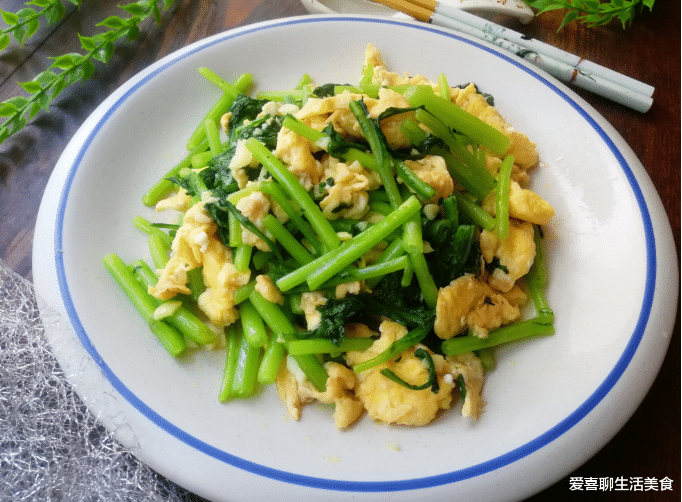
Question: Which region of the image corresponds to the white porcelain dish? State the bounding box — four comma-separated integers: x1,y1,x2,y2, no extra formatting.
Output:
32,15,678,502
300,0,535,23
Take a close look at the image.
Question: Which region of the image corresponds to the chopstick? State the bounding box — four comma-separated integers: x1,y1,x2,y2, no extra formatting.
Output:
371,0,654,112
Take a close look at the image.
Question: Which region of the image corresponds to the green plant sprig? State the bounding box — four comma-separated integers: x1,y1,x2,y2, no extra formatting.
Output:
0,0,176,144
527,0,655,30
0,0,82,50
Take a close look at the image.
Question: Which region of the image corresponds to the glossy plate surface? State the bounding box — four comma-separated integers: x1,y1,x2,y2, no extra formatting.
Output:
32,15,678,502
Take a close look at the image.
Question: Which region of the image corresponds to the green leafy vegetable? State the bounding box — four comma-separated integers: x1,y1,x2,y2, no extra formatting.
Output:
311,82,345,98
526,0,655,29
297,290,435,346
422,218,481,288
200,96,284,199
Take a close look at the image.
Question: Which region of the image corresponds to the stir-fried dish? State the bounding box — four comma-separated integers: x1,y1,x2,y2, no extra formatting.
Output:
103,44,555,429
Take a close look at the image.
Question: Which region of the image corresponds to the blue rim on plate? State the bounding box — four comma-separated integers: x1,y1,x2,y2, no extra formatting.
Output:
53,16,655,493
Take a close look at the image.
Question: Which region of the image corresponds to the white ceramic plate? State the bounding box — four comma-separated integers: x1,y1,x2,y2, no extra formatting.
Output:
32,15,678,502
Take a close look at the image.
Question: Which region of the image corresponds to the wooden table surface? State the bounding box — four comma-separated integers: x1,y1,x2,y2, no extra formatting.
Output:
0,1,679,500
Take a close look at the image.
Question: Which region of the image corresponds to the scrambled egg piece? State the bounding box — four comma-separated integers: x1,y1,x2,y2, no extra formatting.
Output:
149,200,250,327
483,180,555,225
149,202,217,300
335,280,363,299
319,158,373,220
403,155,454,203
197,260,250,327
450,83,538,170
275,126,321,190
296,91,413,151
228,139,258,190
254,274,284,305
294,84,413,151
447,352,486,420
276,360,365,429
485,154,530,186
365,43,433,88
155,187,192,212
434,274,527,339
300,291,327,330
235,191,272,251
479,220,536,292
368,87,414,149
346,321,455,426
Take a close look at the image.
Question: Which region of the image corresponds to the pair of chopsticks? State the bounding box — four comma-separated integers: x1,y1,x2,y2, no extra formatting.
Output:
371,0,654,112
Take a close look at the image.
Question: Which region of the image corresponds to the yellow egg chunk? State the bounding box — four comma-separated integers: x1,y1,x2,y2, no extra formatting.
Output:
447,352,486,420
347,321,455,426
403,155,454,204
434,274,527,339
450,83,538,170
149,201,217,300
483,180,555,226
276,361,364,429
479,220,537,293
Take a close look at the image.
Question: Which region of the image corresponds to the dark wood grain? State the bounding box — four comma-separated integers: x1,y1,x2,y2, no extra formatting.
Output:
0,1,678,500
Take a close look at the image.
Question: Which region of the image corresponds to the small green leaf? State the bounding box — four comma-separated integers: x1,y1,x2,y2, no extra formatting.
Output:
64,67,81,85
124,23,140,40
78,34,96,51
0,126,11,144
25,19,40,40
6,115,27,135
120,3,147,17
81,59,96,81
16,6,35,17
1,10,20,26
36,90,51,110
92,41,114,63
14,25,27,45
19,80,43,94
5,96,29,109
558,9,581,29
16,7,38,20
151,3,161,24
50,53,80,69
45,2,66,25
51,76,67,98
34,69,59,86
534,3,570,14
618,9,635,27
0,102,19,117
0,33,11,51
28,101,43,119
98,15,126,29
